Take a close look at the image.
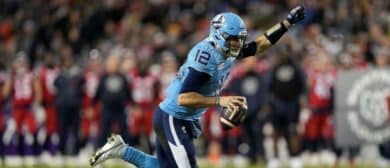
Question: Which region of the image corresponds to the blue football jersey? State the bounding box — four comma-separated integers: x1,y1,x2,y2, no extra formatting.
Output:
159,39,237,121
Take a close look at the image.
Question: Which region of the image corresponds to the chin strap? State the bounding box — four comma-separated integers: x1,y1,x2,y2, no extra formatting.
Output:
228,50,240,57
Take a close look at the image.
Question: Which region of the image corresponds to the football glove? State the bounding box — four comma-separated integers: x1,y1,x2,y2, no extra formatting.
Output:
286,5,305,25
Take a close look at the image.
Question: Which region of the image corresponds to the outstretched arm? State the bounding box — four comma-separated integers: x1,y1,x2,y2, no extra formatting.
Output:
177,68,246,112
255,5,305,55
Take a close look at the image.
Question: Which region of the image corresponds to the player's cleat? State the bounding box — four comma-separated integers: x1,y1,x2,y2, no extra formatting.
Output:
89,134,126,167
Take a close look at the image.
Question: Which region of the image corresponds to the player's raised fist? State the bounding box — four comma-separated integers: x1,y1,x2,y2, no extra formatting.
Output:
286,5,305,25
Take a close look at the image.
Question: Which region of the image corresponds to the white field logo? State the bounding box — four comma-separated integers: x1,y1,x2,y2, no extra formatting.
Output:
346,70,390,143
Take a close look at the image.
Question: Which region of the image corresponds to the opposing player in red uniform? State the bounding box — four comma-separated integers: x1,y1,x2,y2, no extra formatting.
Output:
2,54,42,160
81,51,102,148
37,54,59,155
303,50,337,164
128,61,160,153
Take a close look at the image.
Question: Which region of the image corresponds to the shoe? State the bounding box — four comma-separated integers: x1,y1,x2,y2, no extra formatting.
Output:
90,134,126,167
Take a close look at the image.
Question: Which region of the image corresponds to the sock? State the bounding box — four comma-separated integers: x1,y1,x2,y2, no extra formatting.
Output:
122,146,159,168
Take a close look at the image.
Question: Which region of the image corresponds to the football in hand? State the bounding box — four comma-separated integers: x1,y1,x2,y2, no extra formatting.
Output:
220,105,247,130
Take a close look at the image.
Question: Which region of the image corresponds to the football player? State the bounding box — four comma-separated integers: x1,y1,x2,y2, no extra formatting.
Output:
90,6,305,168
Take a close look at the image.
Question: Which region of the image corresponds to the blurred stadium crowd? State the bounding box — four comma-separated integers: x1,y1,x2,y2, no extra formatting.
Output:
0,0,390,167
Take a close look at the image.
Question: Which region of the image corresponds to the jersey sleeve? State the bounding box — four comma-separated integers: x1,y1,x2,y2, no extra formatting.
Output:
186,46,215,76
180,67,211,93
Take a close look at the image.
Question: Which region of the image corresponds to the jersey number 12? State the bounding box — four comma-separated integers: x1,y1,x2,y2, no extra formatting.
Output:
194,50,211,65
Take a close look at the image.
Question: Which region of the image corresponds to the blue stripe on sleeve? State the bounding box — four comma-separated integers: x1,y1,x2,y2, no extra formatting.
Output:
179,67,211,93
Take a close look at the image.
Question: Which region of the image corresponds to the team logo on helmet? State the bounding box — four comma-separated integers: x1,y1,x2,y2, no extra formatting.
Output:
211,14,225,29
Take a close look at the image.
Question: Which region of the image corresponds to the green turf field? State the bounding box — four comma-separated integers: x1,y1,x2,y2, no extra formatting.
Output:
0,164,378,168
0,161,378,168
